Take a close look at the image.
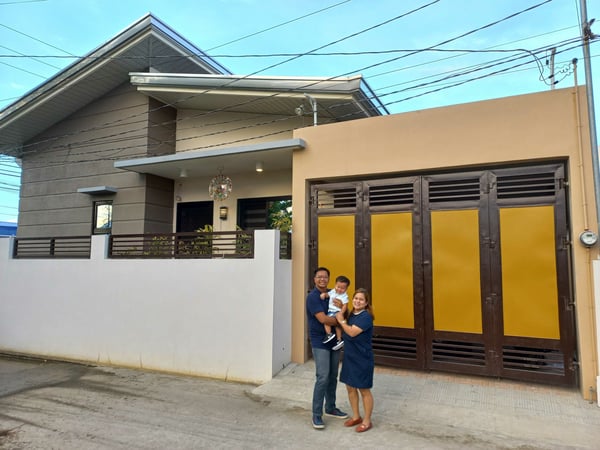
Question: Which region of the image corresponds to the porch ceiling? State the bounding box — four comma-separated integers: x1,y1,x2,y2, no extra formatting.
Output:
114,138,305,179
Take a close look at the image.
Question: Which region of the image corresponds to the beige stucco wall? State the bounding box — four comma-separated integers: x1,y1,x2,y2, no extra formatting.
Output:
291,86,598,398
176,110,306,152
174,169,292,232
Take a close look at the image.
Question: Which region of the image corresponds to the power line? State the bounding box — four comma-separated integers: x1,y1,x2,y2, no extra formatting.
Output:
0,0,46,5
1,0,582,168
5,1,441,156
12,35,587,165
332,0,555,79
0,21,76,56
205,0,352,52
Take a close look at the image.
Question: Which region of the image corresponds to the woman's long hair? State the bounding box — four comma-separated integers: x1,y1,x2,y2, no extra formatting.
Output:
350,288,374,321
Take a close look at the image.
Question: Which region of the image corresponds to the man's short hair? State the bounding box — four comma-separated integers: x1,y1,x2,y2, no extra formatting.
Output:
314,267,330,277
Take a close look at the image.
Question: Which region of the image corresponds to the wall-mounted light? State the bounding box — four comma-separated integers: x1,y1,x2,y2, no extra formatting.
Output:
256,161,263,172
219,206,228,220
179,168,188,178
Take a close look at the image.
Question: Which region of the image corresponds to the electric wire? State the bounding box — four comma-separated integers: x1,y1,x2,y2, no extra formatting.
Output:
19,38,587,168
3,1,442,156
0,0,587,171
13,36,589,167
205,0,352,52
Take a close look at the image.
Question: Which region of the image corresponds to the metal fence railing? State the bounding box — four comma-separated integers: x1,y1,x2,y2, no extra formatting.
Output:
279,232,292,259
11,230,290,260
13,236,92,259
108,231,255,259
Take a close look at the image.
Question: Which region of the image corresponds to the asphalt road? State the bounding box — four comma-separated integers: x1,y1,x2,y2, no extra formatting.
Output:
0,355,598,449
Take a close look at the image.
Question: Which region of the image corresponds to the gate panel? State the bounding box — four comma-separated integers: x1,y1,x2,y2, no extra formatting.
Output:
431,209,482,334
317,215,356,286
500,205,560,339
371,212,414,328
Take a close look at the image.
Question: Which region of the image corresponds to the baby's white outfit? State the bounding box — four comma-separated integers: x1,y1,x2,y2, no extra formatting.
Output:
327,289,349,316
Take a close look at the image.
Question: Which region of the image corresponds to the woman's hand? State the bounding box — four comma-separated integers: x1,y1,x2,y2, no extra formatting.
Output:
335,311,345,323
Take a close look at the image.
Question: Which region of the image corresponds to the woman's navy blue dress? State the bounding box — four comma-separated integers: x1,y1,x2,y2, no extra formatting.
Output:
340,311,374,389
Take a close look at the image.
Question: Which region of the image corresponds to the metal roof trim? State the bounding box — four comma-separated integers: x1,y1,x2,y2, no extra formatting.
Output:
129,73,364,93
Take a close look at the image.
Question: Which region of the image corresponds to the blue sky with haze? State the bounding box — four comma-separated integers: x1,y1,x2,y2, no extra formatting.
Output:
0,0,598,222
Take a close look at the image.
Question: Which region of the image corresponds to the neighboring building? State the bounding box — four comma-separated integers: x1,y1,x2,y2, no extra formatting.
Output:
0,221,17,236
1,14,599,400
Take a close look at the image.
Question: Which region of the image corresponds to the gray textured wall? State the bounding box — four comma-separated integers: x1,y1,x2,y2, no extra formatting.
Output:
18,83,175,237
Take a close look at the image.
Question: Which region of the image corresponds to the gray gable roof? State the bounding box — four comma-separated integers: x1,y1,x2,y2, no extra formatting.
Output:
0,13,230,156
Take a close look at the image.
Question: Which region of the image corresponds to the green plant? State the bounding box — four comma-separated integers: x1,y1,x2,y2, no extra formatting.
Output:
269,200,292,232
145,236,172,257
192,224,214,256
235,225,252,256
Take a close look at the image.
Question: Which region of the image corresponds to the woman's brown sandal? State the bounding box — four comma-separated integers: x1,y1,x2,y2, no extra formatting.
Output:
356,422,373,433
344,417,362,427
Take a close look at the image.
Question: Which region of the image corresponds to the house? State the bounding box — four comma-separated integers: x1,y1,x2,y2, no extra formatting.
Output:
0,14,385,238
1,14,599,400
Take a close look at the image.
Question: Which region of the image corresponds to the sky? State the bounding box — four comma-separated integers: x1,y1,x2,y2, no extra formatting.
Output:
0,0,598,223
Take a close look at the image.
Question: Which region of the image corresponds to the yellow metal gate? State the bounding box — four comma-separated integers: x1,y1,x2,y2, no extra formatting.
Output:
310,162,577,386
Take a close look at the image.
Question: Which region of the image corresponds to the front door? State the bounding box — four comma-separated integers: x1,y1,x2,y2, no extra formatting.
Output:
176,201,213,232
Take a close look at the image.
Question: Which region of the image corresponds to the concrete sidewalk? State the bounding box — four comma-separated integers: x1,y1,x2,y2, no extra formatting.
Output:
253,361,600,449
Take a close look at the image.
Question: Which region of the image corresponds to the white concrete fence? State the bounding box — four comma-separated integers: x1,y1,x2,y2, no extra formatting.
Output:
0,231,291,384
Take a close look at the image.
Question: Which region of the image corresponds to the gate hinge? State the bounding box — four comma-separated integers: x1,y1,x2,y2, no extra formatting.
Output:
485,293,497,305
309,193,317,207
358,188,367,202
482,181,496,194
488,349,501,361
308,239,316,250
561,235,571,249
558,177,568,190
481,237,496,248
563,296,576,311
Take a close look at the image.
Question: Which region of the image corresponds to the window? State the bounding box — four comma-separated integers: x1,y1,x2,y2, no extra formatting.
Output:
93,201,113,234
238,196,291,231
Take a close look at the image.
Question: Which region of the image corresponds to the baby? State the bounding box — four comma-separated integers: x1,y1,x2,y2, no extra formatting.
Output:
321,275,350,350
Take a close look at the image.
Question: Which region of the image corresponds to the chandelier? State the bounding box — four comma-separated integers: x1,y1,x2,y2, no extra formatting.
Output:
208,168,232,201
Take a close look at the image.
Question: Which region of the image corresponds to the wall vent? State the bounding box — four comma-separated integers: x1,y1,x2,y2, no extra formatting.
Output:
432,340,486,366
496,172,556,199
502,346,565,375
373,335,417,360
315,186,357,210
429,178,480,203
369,183,414,206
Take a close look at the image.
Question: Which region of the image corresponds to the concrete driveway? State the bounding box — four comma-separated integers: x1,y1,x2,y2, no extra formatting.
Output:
1,355,599,449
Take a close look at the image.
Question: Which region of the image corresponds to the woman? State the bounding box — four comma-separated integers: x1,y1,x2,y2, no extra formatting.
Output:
335,288,375,433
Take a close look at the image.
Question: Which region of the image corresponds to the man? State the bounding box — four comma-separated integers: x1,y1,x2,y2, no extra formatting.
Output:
306,266,348,429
